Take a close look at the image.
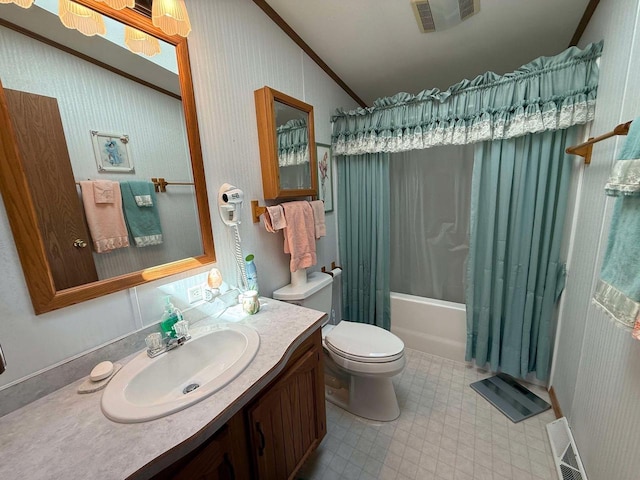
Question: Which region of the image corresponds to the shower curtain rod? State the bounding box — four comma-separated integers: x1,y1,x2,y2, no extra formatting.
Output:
566,120,632,164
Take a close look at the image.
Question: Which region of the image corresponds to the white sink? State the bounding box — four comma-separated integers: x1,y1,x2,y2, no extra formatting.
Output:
101,324,260,423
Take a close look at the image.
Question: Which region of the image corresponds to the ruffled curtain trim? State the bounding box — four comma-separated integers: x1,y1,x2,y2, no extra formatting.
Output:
277,119,309,167
605,158,640,196
331,42,603,155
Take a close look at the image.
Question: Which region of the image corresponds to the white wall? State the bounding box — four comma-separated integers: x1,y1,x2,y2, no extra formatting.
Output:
550,1,640,479
0,0,356,389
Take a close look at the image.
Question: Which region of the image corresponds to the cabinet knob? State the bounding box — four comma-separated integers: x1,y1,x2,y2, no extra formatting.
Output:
73,239,88,249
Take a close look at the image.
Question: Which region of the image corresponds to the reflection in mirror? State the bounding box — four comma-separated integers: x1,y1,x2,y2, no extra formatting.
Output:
275,101,310,190
254,86,317,200
0,0,214,313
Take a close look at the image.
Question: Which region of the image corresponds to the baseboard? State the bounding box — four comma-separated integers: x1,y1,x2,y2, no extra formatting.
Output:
548,386,564,419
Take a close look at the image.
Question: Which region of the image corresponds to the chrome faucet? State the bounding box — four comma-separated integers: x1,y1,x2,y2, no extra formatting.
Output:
0,342,6,375
145,320,191,358
146,332,191,358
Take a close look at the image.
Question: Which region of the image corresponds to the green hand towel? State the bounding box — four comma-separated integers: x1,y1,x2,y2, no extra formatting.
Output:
120,181,163,247
594,118,640,329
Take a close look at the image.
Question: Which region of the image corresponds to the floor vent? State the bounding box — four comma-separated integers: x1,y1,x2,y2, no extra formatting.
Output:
546,417,588,480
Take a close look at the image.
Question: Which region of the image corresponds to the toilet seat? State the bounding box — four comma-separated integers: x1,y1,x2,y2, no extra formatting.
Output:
324,321,405,363
325,342,405,363
323,321,405,377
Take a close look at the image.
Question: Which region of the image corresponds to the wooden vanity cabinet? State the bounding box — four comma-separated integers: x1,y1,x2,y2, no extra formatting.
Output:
147,329,325,480
247,334,326,479
152,415,249,480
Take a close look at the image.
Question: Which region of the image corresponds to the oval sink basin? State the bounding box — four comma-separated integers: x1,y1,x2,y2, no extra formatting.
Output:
102,324,260,423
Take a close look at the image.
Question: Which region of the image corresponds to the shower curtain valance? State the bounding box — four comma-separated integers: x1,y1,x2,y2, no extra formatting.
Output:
277,118,310,167
331,42,603,156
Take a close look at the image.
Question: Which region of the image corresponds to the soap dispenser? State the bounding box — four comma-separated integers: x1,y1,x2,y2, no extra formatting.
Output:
160,296,183,338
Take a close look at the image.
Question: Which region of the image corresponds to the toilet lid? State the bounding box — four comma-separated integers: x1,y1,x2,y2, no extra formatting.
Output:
324,321,404,363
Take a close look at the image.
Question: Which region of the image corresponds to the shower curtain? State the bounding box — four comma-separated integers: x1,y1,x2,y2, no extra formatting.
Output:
465,127,578,381
337,153,391,330
389,145,474,303
332,42,601,351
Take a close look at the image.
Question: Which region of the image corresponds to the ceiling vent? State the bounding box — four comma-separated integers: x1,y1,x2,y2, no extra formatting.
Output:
411,0,480,33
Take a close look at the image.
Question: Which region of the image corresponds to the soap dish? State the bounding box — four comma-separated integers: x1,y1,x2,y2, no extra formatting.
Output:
77,364,122,394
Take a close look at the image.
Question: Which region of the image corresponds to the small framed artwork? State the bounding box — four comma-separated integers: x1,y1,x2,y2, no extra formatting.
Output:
316,143,333,212
91,130,134,173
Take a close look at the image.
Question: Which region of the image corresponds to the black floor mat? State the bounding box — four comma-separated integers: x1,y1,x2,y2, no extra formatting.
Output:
470,373,551,423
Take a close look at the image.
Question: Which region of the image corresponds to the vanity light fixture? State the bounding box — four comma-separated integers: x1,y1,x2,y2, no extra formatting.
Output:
0,0,35,8
58,0,106,36
96,0,134,9
152,0,191,38
124,25,161,56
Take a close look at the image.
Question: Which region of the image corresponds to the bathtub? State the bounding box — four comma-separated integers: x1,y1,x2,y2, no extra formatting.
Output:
390,292,467,362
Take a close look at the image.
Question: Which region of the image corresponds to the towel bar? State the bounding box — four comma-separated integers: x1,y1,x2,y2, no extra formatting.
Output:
565,121,632,164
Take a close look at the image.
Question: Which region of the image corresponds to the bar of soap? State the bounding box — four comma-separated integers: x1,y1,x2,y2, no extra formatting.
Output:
90,361,114,382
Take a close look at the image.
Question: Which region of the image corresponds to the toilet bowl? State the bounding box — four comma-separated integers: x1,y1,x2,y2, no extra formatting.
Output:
273,271,405,421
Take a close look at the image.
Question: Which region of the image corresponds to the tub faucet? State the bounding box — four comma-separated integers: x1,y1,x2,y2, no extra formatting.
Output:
0,342,6,375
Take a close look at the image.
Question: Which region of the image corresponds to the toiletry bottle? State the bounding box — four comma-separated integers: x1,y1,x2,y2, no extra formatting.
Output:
160,296,183,338
245,254,259,293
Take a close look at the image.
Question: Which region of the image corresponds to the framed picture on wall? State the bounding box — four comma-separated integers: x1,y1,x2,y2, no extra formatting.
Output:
91,130,134,173
316,143,333,212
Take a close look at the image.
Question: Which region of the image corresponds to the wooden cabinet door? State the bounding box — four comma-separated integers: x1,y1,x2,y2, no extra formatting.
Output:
149,414,250,480
169,426,236,480
3,89,98,289
248,344,326,480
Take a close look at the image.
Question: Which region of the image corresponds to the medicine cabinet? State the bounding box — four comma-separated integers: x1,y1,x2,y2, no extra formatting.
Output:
254,86,317,200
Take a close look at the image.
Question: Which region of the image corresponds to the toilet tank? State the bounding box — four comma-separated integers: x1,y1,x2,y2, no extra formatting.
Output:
273,272,333,323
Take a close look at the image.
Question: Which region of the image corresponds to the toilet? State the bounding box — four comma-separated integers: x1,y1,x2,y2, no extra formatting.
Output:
273,271,405,421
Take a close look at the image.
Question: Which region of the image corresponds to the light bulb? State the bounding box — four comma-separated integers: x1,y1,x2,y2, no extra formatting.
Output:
59,0,106,37
125,26,161,57
0,0,35,8
96,0,134,9
152,0,192,37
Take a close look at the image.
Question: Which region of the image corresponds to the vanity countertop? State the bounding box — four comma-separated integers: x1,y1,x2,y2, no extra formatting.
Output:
0,299,325,480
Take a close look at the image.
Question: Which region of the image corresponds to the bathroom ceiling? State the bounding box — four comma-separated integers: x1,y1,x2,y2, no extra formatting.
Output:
263,0,593,106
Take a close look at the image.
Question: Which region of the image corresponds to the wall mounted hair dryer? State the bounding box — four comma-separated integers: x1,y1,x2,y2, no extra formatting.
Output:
217,183,248,289
218,183,244,226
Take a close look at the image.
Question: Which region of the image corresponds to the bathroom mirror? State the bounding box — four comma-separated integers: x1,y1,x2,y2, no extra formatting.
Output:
0,0,215,314
254,86,317,199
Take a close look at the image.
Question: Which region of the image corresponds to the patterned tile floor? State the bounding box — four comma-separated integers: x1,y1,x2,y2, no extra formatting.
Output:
299,348,558,480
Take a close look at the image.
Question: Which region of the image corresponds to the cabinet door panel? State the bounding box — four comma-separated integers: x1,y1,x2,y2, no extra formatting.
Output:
248,346,325,480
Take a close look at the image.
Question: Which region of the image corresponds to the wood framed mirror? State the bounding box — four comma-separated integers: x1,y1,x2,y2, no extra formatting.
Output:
254,86,317,200
0,0,215,314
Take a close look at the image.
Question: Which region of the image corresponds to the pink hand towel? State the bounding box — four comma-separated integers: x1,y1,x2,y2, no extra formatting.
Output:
282,201,317,272
309,200,326,238
93,180,114,204
262,209,275,233
266,205,287,230
80,181,129,253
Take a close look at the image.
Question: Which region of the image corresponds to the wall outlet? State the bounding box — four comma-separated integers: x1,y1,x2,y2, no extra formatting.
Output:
187,285,203,304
